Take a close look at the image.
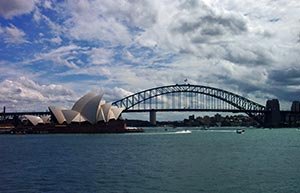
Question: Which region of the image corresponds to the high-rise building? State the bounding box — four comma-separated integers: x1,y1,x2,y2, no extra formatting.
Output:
291,101,300,112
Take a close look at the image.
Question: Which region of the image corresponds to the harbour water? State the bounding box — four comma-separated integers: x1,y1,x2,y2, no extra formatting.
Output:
1,127,300,193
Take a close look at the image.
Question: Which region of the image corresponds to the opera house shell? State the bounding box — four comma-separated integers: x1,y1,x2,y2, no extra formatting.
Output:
49,92,124,125
22,92,125,128
5,93,143,134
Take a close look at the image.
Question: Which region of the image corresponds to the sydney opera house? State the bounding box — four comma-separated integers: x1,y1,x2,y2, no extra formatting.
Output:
49,92,124,125
12,93,142,134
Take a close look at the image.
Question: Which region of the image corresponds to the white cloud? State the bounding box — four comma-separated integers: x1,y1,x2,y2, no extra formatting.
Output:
58,66,112,77
39,11,64,36
43,0,53,9
33,44,88,69
0,24,27,43
50,0,300,110
33,7,41,22
0,0,36,19
89,47,114,65
49,36,62,44
64,0,133,45
1,0,300,113
97,87,134,102
0,77,75,112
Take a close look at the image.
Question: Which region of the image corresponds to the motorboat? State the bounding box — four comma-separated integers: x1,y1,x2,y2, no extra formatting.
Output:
175,129,192,134
236,129,245,134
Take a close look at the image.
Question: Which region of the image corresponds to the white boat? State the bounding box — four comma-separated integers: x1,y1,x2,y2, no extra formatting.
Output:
236,129,245,134
175,130,192,134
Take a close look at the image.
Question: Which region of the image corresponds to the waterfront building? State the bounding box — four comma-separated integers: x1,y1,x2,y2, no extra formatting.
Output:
23,92,125,126
289,101,300,126
291,101,300,112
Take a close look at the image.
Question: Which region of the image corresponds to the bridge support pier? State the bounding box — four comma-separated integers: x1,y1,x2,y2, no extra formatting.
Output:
264,99,281,127
150,110,156,125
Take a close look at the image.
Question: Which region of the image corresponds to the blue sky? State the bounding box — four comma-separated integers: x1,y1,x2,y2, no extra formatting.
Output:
0,0,299,120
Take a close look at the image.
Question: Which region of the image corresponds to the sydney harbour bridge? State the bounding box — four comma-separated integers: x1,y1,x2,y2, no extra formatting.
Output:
1,84,299,127
112,84,267,126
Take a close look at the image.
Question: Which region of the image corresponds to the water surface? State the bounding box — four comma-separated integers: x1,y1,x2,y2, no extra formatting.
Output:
1,127,299,192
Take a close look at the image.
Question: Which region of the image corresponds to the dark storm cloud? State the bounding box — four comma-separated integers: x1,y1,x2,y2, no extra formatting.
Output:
172,13,247,41
224,46,273,66
200,15,247,34
262,68,300,101
217,67,300,102
264,86,300,102
268,67,300,86
216,74,261,94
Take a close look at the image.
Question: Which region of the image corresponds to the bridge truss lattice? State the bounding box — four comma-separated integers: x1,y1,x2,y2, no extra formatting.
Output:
112,84,266,124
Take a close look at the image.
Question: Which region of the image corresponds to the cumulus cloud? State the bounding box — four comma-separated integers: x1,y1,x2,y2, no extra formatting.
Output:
0,0,36,19
63,0,131,45
223,43,274,66
97,87,134,102
0,77,75,112
1,0,300,112
171,11,247,40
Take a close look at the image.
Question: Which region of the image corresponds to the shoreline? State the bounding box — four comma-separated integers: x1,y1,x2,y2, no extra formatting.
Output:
0,120,144,134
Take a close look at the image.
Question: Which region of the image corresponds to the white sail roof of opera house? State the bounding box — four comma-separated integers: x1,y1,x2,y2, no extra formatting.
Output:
110,106,123,121
23,115,44,126
61,110,86,124
22,115,51,126
72,92,97,112
80,94,104,124
48,106,67,124
102,102,112,122
48,92,125,125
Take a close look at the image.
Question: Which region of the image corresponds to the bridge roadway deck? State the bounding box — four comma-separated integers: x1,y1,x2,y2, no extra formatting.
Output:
124,109,267,113
0,112,51,117
0,110,299,117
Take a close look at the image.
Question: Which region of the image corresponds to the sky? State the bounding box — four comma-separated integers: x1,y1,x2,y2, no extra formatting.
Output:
0,0,299,120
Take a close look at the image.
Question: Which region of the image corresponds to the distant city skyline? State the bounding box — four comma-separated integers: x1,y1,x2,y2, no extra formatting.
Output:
0,0,299,120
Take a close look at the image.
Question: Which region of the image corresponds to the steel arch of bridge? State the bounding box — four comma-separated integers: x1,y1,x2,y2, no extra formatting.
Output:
112,84,266,123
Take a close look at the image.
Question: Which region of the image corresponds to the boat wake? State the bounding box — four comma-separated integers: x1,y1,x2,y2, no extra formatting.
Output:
203,130,236,133
123,130,192,135
175,130,192,134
